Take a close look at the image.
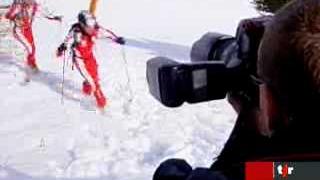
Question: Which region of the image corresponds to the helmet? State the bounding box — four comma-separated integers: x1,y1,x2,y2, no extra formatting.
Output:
78,10,97,29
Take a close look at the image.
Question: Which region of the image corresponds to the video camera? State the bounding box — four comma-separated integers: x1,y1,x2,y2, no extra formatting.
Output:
146,16,271,107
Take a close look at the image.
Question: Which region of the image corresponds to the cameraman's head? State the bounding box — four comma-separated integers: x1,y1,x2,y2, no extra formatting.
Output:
257,18,320,138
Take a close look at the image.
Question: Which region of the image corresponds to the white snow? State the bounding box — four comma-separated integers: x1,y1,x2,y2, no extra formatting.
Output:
0,0,257,179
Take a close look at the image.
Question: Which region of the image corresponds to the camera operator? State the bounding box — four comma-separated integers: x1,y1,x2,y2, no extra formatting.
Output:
152,16,272,180
152,6,320,178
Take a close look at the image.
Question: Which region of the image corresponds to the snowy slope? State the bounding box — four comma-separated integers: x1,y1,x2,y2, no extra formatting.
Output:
0,0,257,179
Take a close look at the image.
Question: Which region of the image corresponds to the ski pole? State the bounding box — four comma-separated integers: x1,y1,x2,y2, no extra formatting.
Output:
120,45,133,102
61,50,66,104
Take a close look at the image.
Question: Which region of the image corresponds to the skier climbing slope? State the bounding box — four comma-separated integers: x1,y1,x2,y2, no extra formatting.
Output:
3,0,61,72
57,10,125,110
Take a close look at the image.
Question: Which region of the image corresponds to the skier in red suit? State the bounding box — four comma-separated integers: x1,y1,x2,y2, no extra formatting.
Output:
4,0,61,71
57,10,125,110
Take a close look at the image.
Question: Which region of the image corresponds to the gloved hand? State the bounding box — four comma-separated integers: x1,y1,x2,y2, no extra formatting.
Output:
153,159,192,180
4,13,14,21
57,43,67,57
46,15,63,22
115,37,125,45
52,15,63,22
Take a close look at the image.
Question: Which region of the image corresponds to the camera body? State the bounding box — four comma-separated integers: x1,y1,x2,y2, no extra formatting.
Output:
147,17,271,107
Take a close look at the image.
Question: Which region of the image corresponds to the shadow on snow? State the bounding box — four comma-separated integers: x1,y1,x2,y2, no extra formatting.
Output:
0,54,81,103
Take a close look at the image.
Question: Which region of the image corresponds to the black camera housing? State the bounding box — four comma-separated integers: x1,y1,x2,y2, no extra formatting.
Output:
147,57,243,107
191,32,238,64
147,17,270,107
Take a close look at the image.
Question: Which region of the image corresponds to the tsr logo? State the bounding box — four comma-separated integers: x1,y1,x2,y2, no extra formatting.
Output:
277,164,294,178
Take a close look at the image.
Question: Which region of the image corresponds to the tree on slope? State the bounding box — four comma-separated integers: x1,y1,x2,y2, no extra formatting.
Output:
253,0,292,13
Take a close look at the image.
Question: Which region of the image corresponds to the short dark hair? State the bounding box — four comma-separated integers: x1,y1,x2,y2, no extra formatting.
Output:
257,0,320,115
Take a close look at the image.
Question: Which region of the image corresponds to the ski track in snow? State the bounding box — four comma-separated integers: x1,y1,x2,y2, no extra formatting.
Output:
0,0,257,179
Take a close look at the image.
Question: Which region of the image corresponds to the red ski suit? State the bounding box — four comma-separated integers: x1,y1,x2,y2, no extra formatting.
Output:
63,23,120,108
5,2,37,68
5,1,60,69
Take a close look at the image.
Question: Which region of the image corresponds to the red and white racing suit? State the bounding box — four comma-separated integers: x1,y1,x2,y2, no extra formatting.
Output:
5,1,60,69
62,23,120,108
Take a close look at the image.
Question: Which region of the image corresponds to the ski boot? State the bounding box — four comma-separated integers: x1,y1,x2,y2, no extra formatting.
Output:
26,55,39,73
94,88,107,110
23,56,39,83
82,81,92,95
